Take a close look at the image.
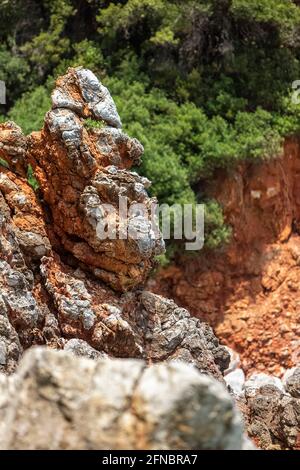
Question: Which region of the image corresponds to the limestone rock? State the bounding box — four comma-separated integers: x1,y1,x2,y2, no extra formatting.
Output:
244,372,284,398
0,347,245,450
0,186,52,369
64,338,107,360
128,291,230,380
245,383,300,450
0,67,227,384
0,68,235,449
52,67,122,128
0,122,27,177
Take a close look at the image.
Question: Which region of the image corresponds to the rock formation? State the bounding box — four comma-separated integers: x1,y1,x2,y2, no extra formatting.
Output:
238,367,300,450
2,67,298,450
0,66,237,451
153,139,300,378
0,67,230,381
0,347,247,450
221,348,300,450
28,67,164,292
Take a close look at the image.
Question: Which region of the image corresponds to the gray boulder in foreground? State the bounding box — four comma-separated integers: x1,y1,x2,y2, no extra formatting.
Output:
0,347,246,450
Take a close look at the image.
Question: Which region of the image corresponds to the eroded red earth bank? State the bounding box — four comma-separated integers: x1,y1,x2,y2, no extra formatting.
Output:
152,138,300,377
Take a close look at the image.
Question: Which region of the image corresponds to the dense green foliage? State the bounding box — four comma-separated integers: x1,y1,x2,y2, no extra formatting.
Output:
1,0,300,253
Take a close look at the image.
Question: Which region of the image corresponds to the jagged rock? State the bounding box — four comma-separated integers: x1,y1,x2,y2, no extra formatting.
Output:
0,67,227,384
0,169,51,264
284,366,300,398
28,67,164,292
64,338,107,360
0,315,22,374
244,372,284,398
127,291,229,379
0,122,27,177
0,68,238,449
0,187,50,363
52,67,122,128
222,367,300,449
0,347,245,450
39,255,227,380
92,127,143,168
245,383,300,450
230,368,300,449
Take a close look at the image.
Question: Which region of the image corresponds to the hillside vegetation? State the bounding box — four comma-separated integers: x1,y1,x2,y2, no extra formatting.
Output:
1,0,300,252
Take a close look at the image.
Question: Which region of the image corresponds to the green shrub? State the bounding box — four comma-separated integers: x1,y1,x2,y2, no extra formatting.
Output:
4,0,300,256
27,164,40,192
204,200,232,250
0,158,10,169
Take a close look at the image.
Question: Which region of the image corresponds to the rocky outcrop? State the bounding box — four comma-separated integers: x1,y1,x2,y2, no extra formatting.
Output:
241,367,300,450
2,67,298,450
0,347,246,450
28,67,164,292
223,349,300,450
0,67,229,386
153,138,300,378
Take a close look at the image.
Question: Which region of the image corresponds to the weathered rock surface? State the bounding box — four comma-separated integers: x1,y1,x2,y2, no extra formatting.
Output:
0,122,27,177
0,67,229,388
244,372,284,396
28,67,164,292
243,367,300,450
0,347,245,450
2,67,275,450
222,365,300,450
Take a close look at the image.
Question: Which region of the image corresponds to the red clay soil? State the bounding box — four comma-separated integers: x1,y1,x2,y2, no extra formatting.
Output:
152,138,300,377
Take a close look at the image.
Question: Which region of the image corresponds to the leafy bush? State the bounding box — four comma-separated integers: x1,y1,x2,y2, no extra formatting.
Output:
3,0,300,255
204,200,232,250
230,0,300,45
8,86,50,135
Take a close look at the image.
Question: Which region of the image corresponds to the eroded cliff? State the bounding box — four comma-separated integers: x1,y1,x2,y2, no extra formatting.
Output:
153,139,300,379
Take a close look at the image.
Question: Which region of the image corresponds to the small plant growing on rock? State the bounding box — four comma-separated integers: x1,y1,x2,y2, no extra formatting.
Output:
84,118,106,130
0,157,9,169
27,164,40,192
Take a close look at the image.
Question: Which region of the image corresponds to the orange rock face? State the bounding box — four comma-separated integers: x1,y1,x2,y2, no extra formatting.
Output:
153,138,300,377
27,67,164,292
0,122,27,178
